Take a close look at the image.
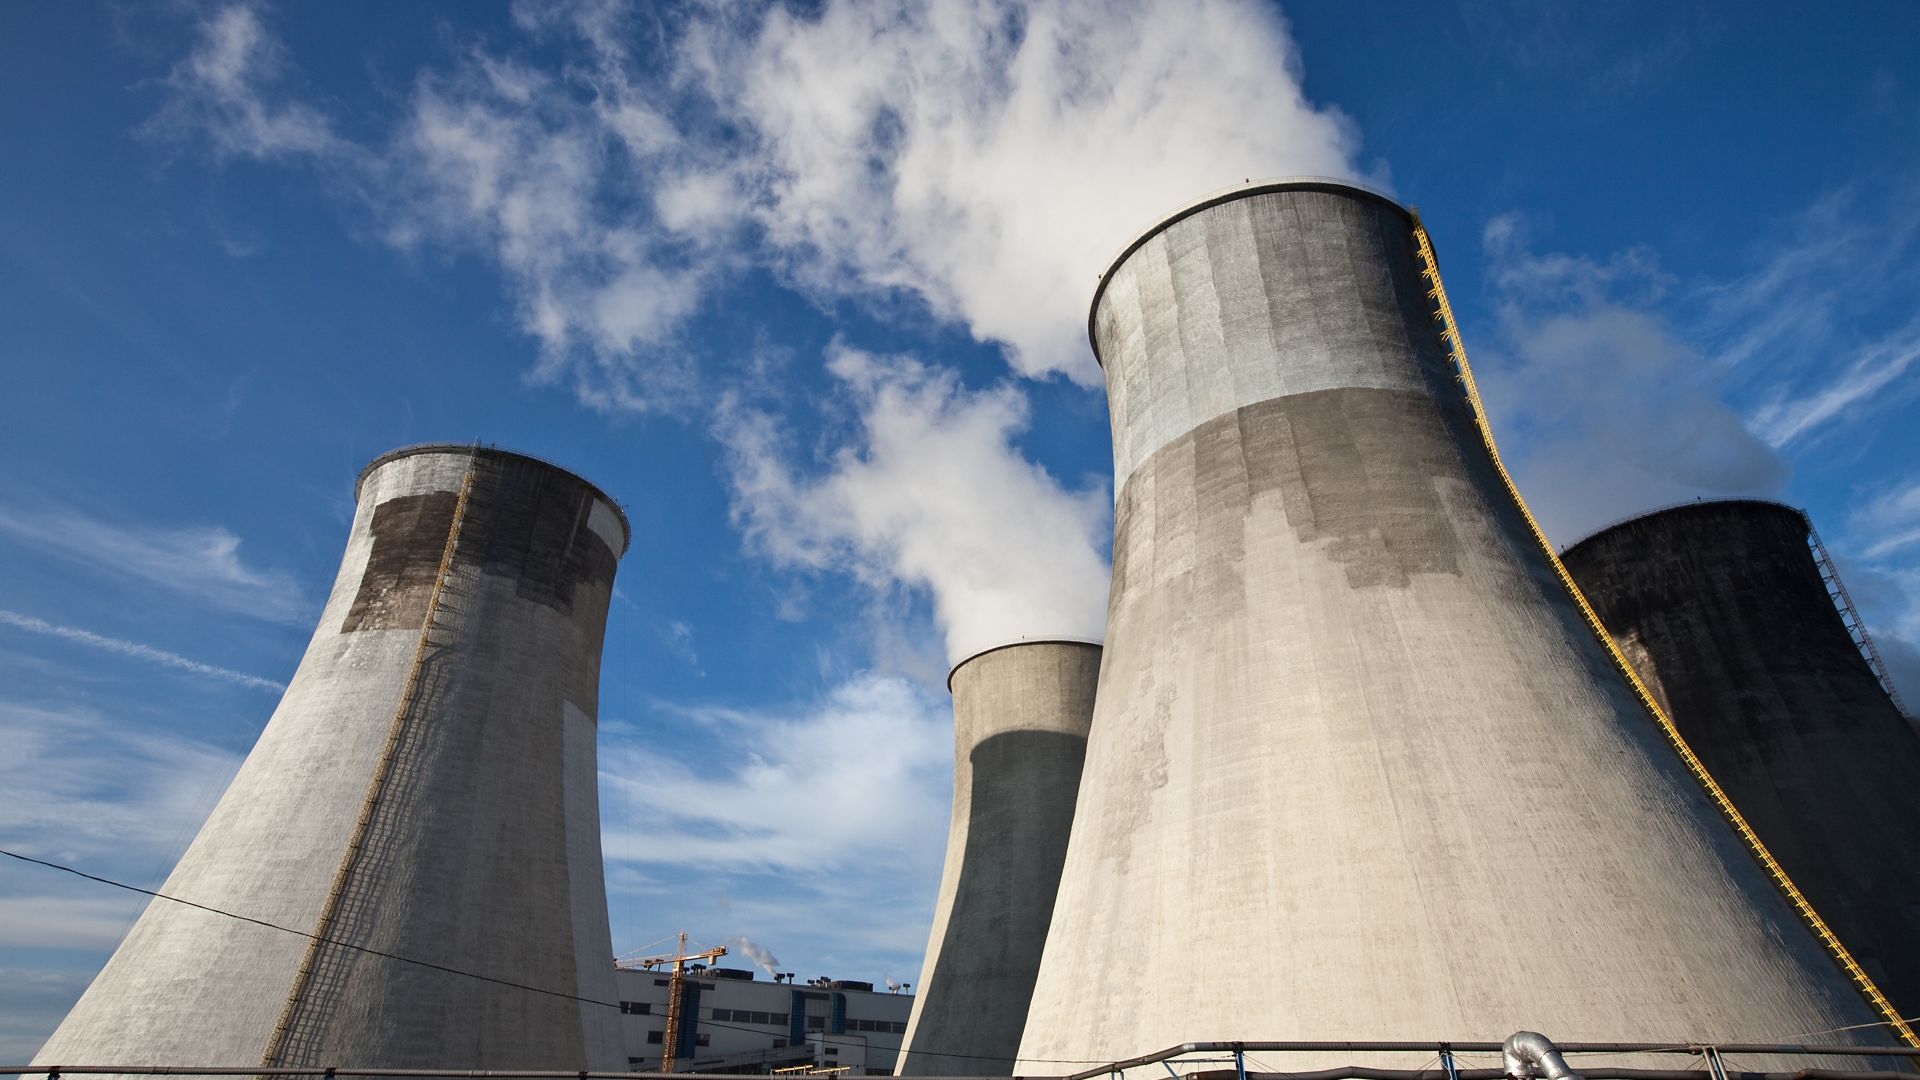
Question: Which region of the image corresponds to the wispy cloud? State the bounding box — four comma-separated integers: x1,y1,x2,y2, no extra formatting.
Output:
0,504,308,624
0,700,244,865
1476,214,1787,545
0,610,284,693
596,671,950,983
1684,181,1920,446
1852,478,1920,560
602,673,948,872
0,701,247,1059
1750,318,1920,447
147,0,1366,402
141,2,347,162
716,342,1111,664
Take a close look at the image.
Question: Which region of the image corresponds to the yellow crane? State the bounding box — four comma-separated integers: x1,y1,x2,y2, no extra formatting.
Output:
626,933,727,1074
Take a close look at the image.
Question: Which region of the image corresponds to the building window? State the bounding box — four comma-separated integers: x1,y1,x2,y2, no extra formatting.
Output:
771,1013,788,1025
711,1008,732,1022
620,1001,651,1015
774,1040,787,1049
646,1031,664,1045
696,1035,711,1047
653,978,670,987
806,1016,826,1031
893,1022,907,1034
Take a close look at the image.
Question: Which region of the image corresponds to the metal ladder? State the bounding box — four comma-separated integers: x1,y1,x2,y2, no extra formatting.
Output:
1806,518,1912,718
260,454,480,1070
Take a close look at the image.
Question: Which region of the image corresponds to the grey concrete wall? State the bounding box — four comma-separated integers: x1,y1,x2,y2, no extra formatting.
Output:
36,446,629,1072
1015,184,1885,1073
899,641,1101,1076
1561,500,1920,1017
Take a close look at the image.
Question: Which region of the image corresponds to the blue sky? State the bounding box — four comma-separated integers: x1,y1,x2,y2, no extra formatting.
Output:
4,0,1919,1060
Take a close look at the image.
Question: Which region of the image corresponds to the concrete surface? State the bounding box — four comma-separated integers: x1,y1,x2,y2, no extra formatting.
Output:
36,446,628,1072
899,641,1102,1076
1015,184,1885,1073
1562,499,1920,1018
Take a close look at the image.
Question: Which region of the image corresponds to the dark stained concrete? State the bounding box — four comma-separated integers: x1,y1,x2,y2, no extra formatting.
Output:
1563,499,1920,1016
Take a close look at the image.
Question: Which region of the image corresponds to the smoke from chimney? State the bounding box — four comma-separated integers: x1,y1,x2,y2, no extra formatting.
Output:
727,936,780,978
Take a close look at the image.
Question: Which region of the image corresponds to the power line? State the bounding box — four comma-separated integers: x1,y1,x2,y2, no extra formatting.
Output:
1,849,1105,1067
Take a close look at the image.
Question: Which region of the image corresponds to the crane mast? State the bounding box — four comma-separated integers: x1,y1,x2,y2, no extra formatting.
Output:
625,932,727,1074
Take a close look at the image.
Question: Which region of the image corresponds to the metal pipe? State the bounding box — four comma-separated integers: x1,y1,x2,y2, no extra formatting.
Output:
1502,1033,1583,1080
1063,1041,1915,1080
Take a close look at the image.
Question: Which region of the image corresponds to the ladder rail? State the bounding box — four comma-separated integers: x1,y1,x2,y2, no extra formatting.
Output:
1805,521,1912,718
260,456,480,1069
1408,216,1918,1050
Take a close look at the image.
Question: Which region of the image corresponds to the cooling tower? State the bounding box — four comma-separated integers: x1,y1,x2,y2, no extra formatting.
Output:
1014,181,1887,1070
1561,499,1920,1015
36,445,627,1071
898,640,1101,1077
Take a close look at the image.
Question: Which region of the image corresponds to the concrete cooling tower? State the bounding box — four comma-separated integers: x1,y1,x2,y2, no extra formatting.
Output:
1561,499,1920,1016
899,641,1101,1077
1014,181,1894,1070
36,445,628,1071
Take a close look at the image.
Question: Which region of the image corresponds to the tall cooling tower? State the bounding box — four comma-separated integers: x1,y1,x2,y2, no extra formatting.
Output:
1014,181,1889,1069
899,640,1101,1077
1561,499,1920,1015
37,445,628,1071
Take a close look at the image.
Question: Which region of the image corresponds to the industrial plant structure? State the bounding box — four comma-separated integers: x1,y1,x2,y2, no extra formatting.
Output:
899,641,1102,1076
615,965,913,1075
1561,498,1920,1017
1014,180,1889,1070
35,445,630,1072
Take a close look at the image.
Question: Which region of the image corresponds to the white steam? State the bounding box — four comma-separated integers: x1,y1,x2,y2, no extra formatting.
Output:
151,0,1366,402
727,937,781,978
717,343,1112,664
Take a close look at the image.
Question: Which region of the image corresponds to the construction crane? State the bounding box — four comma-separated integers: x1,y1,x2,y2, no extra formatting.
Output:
624,933,727,1074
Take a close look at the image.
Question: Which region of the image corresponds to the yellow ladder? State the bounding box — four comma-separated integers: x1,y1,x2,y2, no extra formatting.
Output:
1409,216,1916,1049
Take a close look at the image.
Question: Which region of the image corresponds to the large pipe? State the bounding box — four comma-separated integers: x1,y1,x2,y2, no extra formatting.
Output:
1560,499,1920,1015
35,445,628,1072
899,641,1103,1076
1014,180,1884,1070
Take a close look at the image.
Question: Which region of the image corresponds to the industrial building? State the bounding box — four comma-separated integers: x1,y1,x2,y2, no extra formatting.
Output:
1014,179,1889,1071
1561,498,1920,1017
899,641,1101,1076
35,445,631,1072
614,966,912,1075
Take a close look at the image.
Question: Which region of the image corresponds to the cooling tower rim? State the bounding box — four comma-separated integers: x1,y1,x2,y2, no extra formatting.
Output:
355,442,632,555
947,637,1102,693
1558,496,1808,558
1086,175,1409,368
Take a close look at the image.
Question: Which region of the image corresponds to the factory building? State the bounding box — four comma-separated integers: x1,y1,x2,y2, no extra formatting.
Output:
1561,499,1920,1016
899,641,1101,1076
35,445,629,1073
1015,180,1887,1070
614,967,912,1075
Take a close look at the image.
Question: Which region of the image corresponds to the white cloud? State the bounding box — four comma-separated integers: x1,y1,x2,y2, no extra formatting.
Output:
0,701,244,867
0,610,284,693
1476,216,1788,546
695,0,1364,381
0,967,93,1062
150,0,1365,400
601,673,948,871
1750,318,1920,447
143,2,346,161
597,672,951,983
1854,479,1920,560
0,504,309,625
717,342,1111,665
